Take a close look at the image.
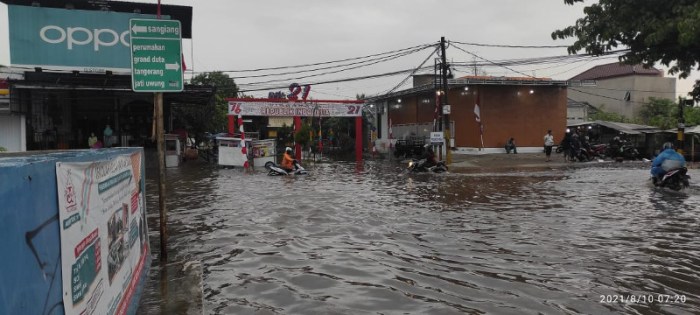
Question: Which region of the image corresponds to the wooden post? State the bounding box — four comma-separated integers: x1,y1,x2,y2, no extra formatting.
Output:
155,92,167,262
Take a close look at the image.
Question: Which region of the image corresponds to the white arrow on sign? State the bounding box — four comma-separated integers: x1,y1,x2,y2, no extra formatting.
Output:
131,24,148,34
165,62,180,71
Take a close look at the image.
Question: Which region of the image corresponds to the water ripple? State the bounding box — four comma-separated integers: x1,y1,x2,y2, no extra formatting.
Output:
140,160,700,314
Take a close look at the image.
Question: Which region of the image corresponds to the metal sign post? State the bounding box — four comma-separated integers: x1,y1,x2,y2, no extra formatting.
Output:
130,18,183,262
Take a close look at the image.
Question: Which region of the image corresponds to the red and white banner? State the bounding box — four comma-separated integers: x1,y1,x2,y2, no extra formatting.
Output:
227,99,364,117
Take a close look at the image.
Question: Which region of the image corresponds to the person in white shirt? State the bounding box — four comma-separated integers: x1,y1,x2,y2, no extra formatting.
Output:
544,130,554,161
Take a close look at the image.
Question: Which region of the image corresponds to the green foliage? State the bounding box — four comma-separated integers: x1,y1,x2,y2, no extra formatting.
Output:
685,106,700,126
553,0,700,101
638,98,677,129
173,72,238,139
0,146,6,152
294,122,312,148
277,123,294,146
636,98,700,129
589,110,630,123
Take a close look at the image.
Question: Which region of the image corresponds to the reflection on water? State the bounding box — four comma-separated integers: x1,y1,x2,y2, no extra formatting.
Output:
139,160,700,314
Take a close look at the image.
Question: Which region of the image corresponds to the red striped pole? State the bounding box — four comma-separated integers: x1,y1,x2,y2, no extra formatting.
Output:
238,115,249,169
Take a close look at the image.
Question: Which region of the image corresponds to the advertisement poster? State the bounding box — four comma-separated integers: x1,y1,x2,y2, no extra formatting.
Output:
56,152,149,315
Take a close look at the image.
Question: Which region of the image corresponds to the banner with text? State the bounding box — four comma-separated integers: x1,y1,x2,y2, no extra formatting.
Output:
56,153,149,315
8,5,159,72
227,100,364,117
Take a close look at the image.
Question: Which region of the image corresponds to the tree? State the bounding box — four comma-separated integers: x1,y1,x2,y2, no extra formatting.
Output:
588,105,636,123
638,97,677,129
552,0,700,101
173,72,238,139
294,122,312,149
637,97,700,129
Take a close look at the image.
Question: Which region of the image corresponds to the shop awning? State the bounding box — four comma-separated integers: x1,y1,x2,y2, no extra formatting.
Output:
11,72,214,105
568,120,661,135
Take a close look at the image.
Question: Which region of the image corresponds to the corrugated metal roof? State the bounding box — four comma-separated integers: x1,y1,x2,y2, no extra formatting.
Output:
569,62,662,81
568,120,661,134
664,125,700,135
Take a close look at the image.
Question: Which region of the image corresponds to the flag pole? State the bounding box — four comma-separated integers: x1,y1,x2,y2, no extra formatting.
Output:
480,129,484,151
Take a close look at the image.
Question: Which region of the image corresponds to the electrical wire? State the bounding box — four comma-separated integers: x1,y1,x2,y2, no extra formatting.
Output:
382,45,440,95
569,87,647,105
216,43,434,73
450,40,571,49
237,49,432,88
230,45,431,80
449,42,536,78
237,66,432,93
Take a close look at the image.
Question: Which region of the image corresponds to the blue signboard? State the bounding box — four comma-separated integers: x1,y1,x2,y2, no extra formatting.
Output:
8,5,160,72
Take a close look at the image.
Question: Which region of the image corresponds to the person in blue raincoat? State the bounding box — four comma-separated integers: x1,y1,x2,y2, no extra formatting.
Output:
651,142,686,180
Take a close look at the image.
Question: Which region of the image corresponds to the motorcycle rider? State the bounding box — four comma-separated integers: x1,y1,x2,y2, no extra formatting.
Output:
422,144,437,168
281,146,296,172
651,142,686,182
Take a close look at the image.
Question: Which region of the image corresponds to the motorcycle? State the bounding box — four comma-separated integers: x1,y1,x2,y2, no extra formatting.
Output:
588,143,608,158
652,167,691,191
407,159,448,173
620,143,640,160
264,161,308,176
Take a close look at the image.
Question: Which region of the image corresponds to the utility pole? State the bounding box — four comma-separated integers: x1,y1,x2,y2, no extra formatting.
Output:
677,96,686,155
440,37,452,164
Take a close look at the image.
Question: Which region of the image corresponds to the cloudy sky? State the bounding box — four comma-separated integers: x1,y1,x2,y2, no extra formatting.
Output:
1,0,698,100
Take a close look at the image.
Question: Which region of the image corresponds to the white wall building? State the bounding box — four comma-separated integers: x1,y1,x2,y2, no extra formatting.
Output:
568,63,676,120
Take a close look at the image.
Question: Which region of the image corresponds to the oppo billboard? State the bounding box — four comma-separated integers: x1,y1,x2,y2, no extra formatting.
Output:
8,5,161,73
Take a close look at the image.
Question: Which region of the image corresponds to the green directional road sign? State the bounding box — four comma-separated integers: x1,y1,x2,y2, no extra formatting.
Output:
130,19,183,92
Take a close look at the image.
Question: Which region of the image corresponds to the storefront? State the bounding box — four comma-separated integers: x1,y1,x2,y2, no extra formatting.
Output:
8,71,213,150
0,0,213,151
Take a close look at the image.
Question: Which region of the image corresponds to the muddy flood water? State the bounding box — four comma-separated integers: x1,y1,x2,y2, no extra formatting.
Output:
137,159,700,315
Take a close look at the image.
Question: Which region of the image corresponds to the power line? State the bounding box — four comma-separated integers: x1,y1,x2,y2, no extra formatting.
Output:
237,49,432,88
237,67,431,93
569,87,648,105
382,46,440,95
450,40,571,49
230,45,431,80
215,43,435,73
449,42,535,78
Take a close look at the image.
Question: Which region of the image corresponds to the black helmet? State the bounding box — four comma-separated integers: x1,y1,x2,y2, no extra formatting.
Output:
285,146,293,153
424,144,433,152
662,142,674,150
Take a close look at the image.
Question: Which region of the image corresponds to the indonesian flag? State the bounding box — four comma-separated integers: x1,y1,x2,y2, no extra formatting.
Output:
474,103,481,123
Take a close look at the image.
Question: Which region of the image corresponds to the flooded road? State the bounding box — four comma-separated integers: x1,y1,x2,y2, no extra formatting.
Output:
139,160,700,314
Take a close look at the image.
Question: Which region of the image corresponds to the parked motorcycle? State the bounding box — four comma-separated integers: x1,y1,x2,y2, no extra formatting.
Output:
652,167,691,191
588,143,608,158
407,159,448,173
620,143,640,160
264,161,308,176
607,139,639,160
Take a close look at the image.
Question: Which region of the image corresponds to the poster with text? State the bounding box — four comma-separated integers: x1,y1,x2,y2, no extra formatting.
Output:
56,152,149,315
